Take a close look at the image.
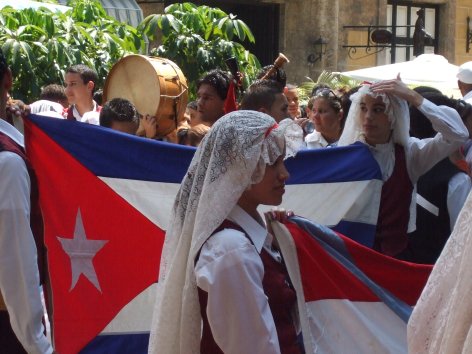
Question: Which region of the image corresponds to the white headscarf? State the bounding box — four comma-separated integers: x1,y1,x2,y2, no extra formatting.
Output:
338,84,410,147
148,110,304,354
29,99,65,118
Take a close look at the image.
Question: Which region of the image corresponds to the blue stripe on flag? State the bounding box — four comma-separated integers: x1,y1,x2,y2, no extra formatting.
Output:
29,115,381,185
332,220,377,247
29,114,194,183
286,143,382,183
80,333,149,354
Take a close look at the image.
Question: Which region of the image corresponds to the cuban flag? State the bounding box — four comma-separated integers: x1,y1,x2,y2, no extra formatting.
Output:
24,114,424,353
270,217,432,353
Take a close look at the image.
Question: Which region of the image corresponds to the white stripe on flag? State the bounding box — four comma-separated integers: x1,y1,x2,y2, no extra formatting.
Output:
100,177,180,230
101,284,156,334
306,300,408,354
261,180,382,226
102,178,382,231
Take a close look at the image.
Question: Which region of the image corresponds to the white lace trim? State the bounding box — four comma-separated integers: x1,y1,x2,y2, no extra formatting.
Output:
408,191,472,353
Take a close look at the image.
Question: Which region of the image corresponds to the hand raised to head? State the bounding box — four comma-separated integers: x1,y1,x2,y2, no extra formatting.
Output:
370,73,424,107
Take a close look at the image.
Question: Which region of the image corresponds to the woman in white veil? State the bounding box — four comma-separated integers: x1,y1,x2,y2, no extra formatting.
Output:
338,77,468,258
408,189,472,353
148,110,304,354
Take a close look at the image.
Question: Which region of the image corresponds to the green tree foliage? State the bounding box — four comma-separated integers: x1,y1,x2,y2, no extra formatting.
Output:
0,0,144,102
139,2,261,99
298,71,362,104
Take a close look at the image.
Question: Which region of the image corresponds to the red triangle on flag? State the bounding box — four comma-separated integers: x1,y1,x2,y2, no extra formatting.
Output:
25,120,164,354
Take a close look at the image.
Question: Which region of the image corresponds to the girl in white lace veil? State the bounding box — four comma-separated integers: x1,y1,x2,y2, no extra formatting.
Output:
148,110,303,353
408,191,472,353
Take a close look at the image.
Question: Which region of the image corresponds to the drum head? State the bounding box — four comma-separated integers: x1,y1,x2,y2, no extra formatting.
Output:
104,55,161,117
104,55,188,137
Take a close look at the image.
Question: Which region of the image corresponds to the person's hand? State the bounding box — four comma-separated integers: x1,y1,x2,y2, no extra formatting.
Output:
265,209,294,223
265,209,294,238
141,114,158,139
6,98,30,122
294,117,313,136
370,73,424,107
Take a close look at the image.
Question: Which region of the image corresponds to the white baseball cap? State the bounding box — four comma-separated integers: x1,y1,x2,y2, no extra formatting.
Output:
457,61,472,84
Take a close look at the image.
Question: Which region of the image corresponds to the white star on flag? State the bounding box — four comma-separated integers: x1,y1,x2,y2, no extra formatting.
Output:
58,208,108,292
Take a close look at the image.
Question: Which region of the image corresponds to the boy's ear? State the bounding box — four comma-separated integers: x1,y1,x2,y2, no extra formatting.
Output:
87,80,95,93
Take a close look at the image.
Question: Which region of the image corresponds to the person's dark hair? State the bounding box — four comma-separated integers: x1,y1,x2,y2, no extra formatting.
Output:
239,79,284,111
179,124,210,147
187,100,197,110
66,64,99,93
340,85,361,122
99,98,138,128
413,86,442,96
196,69,230,100
309,88,342,112
256,65,287,87
93,89,103,105
311,83,332,97
0,48,9,83
39,84,67,102
410,92,470,138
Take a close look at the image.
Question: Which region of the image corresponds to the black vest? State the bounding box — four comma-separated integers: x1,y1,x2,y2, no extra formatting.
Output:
407,158,462,264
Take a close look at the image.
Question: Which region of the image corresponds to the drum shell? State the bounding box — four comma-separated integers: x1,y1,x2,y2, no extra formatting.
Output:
103,55,188,137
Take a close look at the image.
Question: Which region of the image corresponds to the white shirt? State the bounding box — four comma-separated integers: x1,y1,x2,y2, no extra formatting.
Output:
80,110,100,125
69,100,99,121
448,172,472,229
304,130,336,149
0,119,53,354
368,99,469,231
194,205,282,354
463,90,472,104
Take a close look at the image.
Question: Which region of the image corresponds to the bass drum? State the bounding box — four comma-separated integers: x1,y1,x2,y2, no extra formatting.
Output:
103,55,188,137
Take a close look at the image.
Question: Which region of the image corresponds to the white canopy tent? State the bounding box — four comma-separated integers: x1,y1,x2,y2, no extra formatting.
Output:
0,0,70,12
341,54,461,98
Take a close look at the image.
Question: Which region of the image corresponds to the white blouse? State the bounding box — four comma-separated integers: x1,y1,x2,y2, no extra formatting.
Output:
304,130,335,149
195,205,283,354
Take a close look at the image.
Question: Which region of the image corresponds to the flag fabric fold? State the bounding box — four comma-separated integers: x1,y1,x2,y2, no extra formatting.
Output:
271,216,432,354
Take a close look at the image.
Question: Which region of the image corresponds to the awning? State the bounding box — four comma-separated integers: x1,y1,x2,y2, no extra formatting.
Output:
0,0,70,12
341,54,461,98
57,0,143,28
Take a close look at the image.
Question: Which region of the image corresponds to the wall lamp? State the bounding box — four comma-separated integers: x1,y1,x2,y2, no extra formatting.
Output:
307,37,328,63
467,16,472,53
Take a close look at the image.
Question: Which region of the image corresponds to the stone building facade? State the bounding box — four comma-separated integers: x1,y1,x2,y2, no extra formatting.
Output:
137,0,472,85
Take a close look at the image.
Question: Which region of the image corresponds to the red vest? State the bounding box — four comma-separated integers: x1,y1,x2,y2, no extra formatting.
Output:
0,131,45,284
374,144,413,257
197,220,302,354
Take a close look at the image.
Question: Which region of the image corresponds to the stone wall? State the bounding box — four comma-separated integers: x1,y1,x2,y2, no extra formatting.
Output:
136,0,472,85
456,0,472,65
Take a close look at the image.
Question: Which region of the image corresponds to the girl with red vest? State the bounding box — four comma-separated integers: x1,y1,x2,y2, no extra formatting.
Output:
338,77,469,258
148,111,305,353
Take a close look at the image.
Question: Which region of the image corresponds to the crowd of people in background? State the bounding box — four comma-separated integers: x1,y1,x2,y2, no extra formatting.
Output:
2,43,472,353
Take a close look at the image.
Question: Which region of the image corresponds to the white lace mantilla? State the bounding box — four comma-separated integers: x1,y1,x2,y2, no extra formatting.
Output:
408,190,472,353
148,110,304,354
